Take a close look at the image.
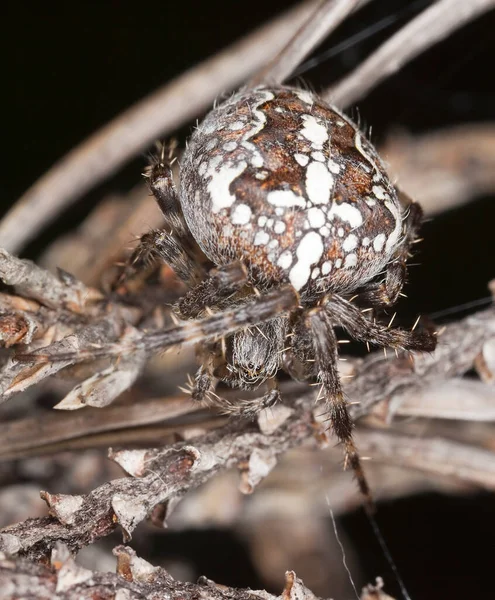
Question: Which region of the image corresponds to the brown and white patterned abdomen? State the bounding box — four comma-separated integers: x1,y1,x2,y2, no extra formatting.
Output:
179,86,404,298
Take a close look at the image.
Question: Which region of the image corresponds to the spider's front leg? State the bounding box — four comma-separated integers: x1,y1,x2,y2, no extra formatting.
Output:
189,342,219,403
117,227,205,288
359,198,424,309
306,306,373,509
323,293,436,352
176,261,249,319
115,144,207,288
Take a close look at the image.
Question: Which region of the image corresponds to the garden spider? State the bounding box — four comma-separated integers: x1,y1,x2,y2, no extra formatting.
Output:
119,84,436,507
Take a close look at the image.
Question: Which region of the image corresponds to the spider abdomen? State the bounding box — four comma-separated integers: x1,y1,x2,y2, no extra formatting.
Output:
180,86,404,297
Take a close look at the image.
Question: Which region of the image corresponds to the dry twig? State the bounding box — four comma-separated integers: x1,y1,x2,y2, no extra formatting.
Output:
326,0,495,107
0,303,493,560
383,125,495,215
0,1,319,254
249,0,366,87
1,546,370,600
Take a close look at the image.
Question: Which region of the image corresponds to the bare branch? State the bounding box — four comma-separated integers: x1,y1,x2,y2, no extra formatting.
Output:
248,0,366,87
0,320,132,402
0,396,202,461
53,348,147,410
0,400,315,559
358,429,495,489
0,546,344,600
0,305,493,560
0,248,102,313
382,125,495,215
347,305,495,419
386,378,495,422
325,0,495,107
0,1,319,254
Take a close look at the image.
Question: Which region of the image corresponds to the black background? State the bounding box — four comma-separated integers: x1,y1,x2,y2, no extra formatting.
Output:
3,1,495,598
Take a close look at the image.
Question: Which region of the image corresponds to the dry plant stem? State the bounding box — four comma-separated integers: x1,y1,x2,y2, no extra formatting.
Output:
386,378,495,422
0,300,493,450
248,0,365,87
347,305,495,419
0,400,315,559
0,305,493,560
0,548,373,600
383,124,495,216
0,1,318,254
0,396,201,461
0,320,127,401
326,0,495,107
357,429,495,489
0,249,102,313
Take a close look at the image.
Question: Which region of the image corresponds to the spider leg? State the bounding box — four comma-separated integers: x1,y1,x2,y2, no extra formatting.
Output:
323,293,436,352
176,261,249,319
20,285,299,364
359,200,424,309
116,143,208,288
204,376,281,419
307,306,373,510
188,337,281,418
142,285,298,353
230,379,281,419
191,361,216,403
117,227,206,287
141,142,184,230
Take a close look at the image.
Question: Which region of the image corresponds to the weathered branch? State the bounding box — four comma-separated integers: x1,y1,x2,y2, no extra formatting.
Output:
326,0,495,107
0,398,315,559
382,125,495,215
249,0,366,87
0,1,319,254
0,248,102,313
0,396,204,461
0,545,394,600
0,304,493,560
357,429,495,489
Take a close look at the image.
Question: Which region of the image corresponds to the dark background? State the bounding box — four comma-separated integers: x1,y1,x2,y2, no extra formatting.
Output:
3,1,495,598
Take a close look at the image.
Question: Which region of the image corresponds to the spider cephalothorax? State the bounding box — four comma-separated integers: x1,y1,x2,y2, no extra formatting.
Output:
126,85,436,504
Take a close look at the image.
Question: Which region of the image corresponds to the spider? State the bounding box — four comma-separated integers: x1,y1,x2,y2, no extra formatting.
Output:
120,85,437,505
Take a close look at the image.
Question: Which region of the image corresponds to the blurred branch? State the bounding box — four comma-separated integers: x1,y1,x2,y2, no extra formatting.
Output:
41,187,165,287
0,1,318,254
358,429,495,489
4,0,494,253
385,378,495,422
0,395,203,461
382,125,495,215
326,0,495,107
1,545,379,600
249,0,366,87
